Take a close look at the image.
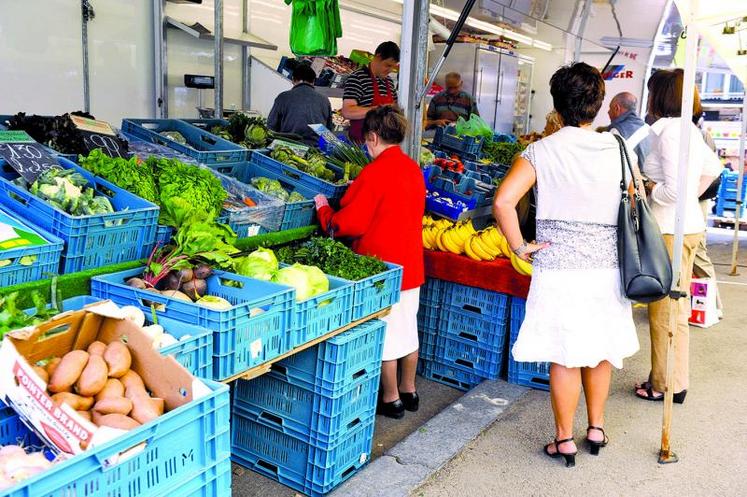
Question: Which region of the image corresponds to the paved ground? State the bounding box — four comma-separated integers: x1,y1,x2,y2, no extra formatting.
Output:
414,230,747,497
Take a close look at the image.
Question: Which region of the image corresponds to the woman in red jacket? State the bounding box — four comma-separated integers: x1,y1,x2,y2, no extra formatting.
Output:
315,106,425,419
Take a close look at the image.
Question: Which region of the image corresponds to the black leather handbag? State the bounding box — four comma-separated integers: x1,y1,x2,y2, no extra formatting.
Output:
614,134,673,303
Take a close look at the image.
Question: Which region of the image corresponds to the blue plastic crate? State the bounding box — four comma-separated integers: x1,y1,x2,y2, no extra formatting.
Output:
90,267,295,381
154,224,173,247
251,150,348,200
231,414,374,497
0,210,63,287
270,320,386,398
121,118,247,165
233,371,378,447
418,326,438,362
433,335,502,379
0,158,159,273
174,457,232,497
417,358,482,392
0,407,43,448
350,263,403,321
417,302,440,332
507,298,550,391
420,278,444,305
432,126,484,161
279,199,316,231
440,304,509,349
441,283,511,319
59,296,214,379
4,379,230,497
288,272,354,349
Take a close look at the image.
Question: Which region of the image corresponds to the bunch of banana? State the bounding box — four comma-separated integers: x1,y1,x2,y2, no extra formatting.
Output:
422,216,456,250
464,226,508,261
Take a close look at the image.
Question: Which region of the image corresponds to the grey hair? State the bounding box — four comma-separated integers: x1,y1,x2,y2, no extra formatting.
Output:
613,92,638,111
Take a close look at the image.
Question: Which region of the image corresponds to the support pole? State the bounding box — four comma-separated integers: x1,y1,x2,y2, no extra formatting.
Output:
81,0,94,113
214,0,224,118
153,0,167,118
729,97,747,274
573,0,593,62
399,0,430,159
241,0,251,111
659,5,698,465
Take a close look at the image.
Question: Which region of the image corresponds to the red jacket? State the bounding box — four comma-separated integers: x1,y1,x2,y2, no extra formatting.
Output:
318,146,425,290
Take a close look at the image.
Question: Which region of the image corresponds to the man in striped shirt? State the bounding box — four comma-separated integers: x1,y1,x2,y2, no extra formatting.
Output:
342,41,400,142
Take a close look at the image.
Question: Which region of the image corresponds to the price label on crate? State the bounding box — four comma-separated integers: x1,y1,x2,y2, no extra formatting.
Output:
70,115,128,158
0,130,59,183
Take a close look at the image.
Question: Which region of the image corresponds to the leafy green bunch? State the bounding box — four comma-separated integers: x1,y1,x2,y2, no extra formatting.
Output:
277,237,387,281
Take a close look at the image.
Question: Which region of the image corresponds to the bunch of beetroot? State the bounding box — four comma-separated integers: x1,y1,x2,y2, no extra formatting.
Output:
126,263,213,303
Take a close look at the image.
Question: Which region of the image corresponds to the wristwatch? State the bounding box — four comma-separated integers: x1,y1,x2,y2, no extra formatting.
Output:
512,241,529,256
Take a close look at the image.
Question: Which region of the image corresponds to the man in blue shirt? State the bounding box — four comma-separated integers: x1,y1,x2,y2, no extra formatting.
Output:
607,92,651,166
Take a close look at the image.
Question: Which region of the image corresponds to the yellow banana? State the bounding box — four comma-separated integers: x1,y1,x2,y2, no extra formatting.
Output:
422,229,431,249
510,253,533,276
464,220,477,235
452,223,471,244
436,231,449,252
480,228,501,253
476,233,501,258
470,235,495,260
463,236,483,261
442,230,463,254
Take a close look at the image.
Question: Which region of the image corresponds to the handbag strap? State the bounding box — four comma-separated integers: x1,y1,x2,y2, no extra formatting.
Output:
613,134,639,198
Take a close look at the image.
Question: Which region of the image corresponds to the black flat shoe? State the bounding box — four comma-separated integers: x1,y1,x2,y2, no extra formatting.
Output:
377,399,405,419
399,391,419,412
586,426,609,456
635,386,687,404
544,437,577,468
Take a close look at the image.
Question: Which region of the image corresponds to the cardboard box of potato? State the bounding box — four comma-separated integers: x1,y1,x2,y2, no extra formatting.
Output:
0,300,211,458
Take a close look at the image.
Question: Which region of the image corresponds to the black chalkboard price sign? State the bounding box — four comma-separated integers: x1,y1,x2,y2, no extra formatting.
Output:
70,115,128,158
0,131,59,183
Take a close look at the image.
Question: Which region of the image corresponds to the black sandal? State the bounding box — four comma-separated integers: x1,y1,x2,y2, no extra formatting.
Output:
635,386,688,404
544,437,576,467
586,426,609,456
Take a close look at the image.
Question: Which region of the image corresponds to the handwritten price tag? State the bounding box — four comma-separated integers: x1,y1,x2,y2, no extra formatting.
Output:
0,131,58,183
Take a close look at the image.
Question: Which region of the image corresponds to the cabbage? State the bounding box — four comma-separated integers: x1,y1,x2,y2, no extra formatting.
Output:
233,248,279,281
298,264,329,296
272,263,329,301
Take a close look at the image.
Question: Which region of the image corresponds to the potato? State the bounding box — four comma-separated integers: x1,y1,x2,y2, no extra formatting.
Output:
92,412,141,431
32,366,49,384
76,355,109,397
130,396,164,425
104,341,132,378
45,357,62,377
120,370,145,393
51,392,94,411
48,351,89,393
95,379,124,402
87,341,107,356
94,397,133,416
77,410,93,422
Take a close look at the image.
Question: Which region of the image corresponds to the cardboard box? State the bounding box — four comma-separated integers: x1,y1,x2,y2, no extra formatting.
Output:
0,300,209,458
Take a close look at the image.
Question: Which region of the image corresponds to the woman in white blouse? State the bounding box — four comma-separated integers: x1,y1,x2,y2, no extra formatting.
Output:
635,69,723,404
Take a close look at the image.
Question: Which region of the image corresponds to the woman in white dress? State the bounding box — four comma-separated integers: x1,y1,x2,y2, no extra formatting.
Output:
494,63,639,467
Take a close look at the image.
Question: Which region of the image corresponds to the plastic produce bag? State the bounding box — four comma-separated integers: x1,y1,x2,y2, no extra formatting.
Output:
285,0,342,57
455,114,493,139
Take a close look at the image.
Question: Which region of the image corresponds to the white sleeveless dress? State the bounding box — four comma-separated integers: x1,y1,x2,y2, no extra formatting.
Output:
511,127,639,369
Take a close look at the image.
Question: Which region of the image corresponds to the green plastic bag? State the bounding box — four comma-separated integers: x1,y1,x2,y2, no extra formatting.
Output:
285,0,342,56
455,114,493,139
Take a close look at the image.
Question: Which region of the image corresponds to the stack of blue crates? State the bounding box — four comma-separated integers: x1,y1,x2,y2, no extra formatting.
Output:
232,320,386,496
715,170,747,218
417,280,510,391
506,298,550,391
417,278,443,361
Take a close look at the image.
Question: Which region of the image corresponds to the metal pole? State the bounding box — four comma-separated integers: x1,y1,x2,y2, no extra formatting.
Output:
659,5,699,465
241,0,251,111
214,0,224,118
416,0,478,105
729,97,747,274
81,0,93,113
399,0,430,159
153,0,167,118
573,0,593,62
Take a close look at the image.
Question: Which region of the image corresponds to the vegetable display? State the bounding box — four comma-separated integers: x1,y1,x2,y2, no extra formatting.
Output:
481,140,525,166
35,343,165,431
270,146,339,183
4,112,129,156
233,247,329,301
0,292,60,339
210,114,272,149
277,237,387,281
79,152,226,228
13,167,115,217
250,177,306,203
325,142,369,182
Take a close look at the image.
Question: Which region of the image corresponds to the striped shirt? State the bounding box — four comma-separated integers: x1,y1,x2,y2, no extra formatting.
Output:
343,67,399,106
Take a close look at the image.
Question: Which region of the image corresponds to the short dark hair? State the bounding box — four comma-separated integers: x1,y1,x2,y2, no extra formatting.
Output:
292,64,317,84
550,62,605,127
647,68,702,120
375,41,400,62
363,105,407,144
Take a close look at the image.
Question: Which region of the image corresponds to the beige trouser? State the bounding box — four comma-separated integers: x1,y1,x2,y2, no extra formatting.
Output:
648,233,703,393
693,200,723,310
